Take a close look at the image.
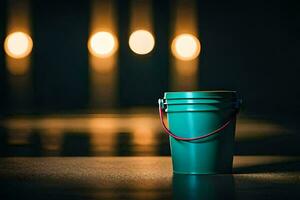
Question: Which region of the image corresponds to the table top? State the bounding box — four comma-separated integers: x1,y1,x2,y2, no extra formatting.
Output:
0,156,299,200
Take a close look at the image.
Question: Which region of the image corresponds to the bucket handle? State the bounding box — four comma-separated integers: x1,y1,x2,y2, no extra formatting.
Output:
158,98,241,141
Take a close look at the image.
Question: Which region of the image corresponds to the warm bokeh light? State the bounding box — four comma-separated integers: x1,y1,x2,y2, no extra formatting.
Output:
129,30,155,55
171,33,201,61
88,32,117,58
4,32,33,59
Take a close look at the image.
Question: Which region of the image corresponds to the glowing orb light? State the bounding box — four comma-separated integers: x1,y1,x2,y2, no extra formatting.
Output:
4,32,33,59
171,33,201,61
129,30,155,55
88,32,117,58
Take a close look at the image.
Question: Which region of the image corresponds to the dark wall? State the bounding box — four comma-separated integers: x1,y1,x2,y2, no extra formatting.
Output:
198,0,282,114
32,0,89,111
0,0,298,116
0,0,8,114
197,1,299,115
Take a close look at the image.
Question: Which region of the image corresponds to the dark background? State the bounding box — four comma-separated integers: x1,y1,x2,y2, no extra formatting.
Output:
0,0,298,116
0,2,300,199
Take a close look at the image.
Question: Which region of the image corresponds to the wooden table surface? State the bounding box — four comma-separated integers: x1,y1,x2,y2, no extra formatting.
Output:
0,156,299,200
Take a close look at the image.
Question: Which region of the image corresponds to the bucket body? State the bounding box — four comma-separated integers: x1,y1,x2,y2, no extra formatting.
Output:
162,91,238,174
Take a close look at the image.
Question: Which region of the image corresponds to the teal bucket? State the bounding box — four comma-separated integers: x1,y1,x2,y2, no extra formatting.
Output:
158,91,241,174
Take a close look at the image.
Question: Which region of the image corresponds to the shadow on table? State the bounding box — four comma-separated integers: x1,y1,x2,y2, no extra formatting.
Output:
172,174,235,200
61,132,91,156
0,127,8,156
28,131,43,156
235,132,300,156
234,159,300,174
0,129,43,157
156,131,171,156
115,132,133,156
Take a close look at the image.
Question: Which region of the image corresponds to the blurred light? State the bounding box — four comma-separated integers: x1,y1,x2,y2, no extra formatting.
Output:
171,33,201,61
129,30,155,55
88,32,117,58
4,32,33,59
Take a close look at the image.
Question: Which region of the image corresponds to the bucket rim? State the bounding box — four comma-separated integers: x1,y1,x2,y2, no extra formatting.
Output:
164,90,237,99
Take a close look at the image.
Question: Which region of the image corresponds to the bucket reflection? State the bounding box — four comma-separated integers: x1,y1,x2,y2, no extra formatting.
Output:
172,174,235,200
